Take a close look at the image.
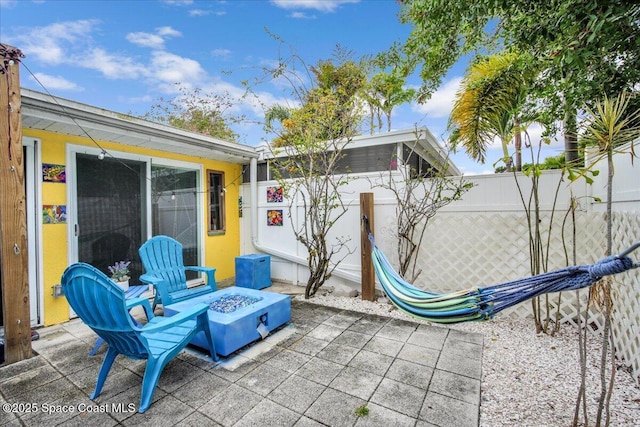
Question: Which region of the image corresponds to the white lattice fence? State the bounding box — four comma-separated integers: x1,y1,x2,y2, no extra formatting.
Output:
610,212,640,383
397,210,639,383
409,211,604,289
242,157,639,383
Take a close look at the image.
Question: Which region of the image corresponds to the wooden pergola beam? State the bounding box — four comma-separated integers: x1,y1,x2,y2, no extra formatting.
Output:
0,43,32,364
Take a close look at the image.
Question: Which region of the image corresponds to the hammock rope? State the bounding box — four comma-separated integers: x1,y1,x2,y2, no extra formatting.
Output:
363,216,639,324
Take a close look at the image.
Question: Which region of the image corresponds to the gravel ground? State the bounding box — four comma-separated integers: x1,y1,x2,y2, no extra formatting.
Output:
303,294,640,427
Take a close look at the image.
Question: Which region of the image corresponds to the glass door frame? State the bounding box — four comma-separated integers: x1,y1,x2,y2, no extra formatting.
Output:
24,137,43,326
66,144,205,274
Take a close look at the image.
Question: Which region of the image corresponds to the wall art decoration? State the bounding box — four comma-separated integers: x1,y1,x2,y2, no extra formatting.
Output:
266,186,283,203
43,205,67,224
42,163,66,183
267,209,283,226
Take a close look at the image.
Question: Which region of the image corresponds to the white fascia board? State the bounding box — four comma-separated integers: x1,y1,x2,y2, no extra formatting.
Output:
21,88,259,162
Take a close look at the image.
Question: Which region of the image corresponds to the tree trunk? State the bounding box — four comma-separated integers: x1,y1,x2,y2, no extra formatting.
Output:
501,138,512,172
514,118,522,171
564,108,579,165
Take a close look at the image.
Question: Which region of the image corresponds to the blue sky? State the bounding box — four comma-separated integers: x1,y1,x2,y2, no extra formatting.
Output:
1,0,562,174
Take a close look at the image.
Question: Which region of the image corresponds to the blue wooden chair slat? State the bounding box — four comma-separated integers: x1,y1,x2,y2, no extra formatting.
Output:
138,235,217,309
89,286,149,356
61,263,217,413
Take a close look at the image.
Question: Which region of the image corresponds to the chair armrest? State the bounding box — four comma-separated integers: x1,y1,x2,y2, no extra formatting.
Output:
185,266,217,291
126,297,154,320
139,273,161,285
185,266,215,273
139,273,173,306
138,303,209,333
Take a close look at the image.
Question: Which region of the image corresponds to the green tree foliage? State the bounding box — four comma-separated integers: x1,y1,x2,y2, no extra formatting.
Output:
308,55,368,137
365,71,416,132
267,54,367,148
311,58,367,104
449,51,534,171
141,84,241,142
521,153,566,173
264,104,292,134
263,52,366,298
388,0,640,162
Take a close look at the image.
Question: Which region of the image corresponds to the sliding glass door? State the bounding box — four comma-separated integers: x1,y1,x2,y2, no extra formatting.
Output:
151,165,200,279
76,154,146,283
71,149,202,285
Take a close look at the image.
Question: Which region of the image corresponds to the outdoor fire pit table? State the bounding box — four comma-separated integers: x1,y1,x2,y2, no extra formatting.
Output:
164,286,291,357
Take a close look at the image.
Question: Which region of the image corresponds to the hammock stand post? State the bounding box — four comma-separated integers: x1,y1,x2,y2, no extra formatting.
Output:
360,193,375,301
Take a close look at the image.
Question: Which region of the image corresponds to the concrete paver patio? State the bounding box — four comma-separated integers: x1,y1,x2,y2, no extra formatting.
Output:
0,298,482,426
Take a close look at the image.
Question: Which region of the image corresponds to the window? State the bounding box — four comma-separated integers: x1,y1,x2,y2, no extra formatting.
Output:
151,165,201,276
208,170,225,233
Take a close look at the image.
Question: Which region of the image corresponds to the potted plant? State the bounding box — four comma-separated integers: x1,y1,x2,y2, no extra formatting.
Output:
108,260,131,291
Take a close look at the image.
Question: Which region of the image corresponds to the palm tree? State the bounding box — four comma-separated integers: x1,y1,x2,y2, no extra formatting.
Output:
264,104,292,132
368,71,416,132
578,92,640,426
449,51,533,172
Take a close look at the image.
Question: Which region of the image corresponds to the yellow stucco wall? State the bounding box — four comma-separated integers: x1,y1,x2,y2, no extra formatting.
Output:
24,129,245,326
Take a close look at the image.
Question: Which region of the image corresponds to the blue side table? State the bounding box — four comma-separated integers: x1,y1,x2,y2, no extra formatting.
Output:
235,254,271,289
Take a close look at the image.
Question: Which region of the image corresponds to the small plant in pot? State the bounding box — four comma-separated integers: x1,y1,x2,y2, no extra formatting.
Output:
108,260,131,291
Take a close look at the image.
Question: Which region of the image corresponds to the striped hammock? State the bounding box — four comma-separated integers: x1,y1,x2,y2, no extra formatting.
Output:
368,232,639,324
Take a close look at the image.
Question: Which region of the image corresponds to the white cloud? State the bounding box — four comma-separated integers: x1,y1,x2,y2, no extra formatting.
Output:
124,94,154,105
82,48,146,79
8,20,98,65
0,0,19,8
189,9,211,16
149,50,206,84
212,49,232,58
24,41,66,65
126,32,166,49
157,26,182,38
270,0,359,12
523,122,562,149
126,26,181,49
162,0,193,5
411,77,462,119
30,73,82,91
290,12,316,19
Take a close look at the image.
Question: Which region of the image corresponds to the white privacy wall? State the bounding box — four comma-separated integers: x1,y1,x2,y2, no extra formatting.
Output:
240,172,404,290
240,144,640,383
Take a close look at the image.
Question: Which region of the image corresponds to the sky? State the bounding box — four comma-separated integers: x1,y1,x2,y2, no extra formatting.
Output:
0,0,563,175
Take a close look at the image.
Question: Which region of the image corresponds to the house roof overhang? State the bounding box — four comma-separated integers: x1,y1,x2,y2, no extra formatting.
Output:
256,127,461,176
20,88,259,164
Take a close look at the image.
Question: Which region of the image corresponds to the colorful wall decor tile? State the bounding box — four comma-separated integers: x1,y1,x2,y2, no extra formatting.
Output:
266,186,283,203
267,209,283,226
42,163,66,183
43,205,67,224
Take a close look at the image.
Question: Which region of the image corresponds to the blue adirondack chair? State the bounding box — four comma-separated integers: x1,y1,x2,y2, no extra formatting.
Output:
61,262,217,413
139,235,217,309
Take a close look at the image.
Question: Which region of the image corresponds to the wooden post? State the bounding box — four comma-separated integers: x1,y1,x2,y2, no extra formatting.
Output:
0,44,31,364
360,193,375,301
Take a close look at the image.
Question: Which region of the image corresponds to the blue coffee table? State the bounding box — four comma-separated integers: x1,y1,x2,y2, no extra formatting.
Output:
164,286,291,357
